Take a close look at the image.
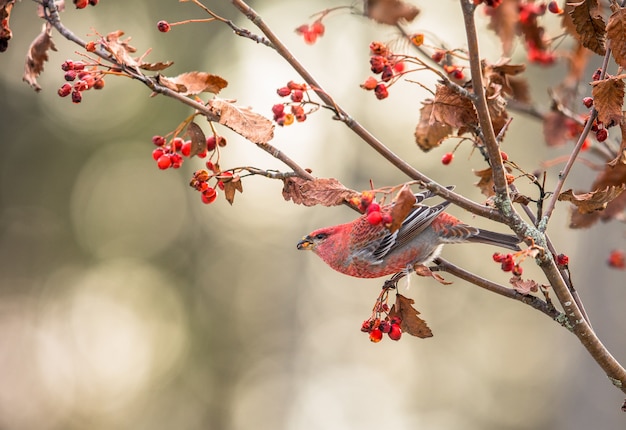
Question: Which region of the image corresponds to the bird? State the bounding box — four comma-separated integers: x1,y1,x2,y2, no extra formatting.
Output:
297,188,521,278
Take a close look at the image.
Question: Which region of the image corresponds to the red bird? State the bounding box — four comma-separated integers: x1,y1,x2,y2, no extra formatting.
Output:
297,189,521,278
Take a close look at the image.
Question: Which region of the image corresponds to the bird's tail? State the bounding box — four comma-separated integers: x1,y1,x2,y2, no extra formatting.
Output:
469,229,522,251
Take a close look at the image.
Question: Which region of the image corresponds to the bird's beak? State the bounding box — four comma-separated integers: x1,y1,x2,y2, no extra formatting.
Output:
297,236,313,250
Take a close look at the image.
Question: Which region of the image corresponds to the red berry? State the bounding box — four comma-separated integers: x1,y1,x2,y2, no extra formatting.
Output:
57,83,72,97
556,253,569,266
581,138,591,151
291,89,304,102
379,320,391,334
500,151,508,161
361,320,373,333
582,97,594,108
360,76,378,91
217,136,227,147
206,136,217,151
310,20,325,36
71,91,82,103
452,69,465,80
381,213,393,226
61,60,74,71
381,65,394,82
272,103,285,117
181,141,192,157
152,147,165,160
276,86,291,97
157,154,172,169
388,324,402,341
592,68,602,81
492,252,504,262
366,210,383,226
152,135,166,146
74,0,88,9
595,128,608,142
74,80,89,92
608,249,625,269
366,202,381,214
85,41,97,52
157,20,171,33
431,50,445,63
93,78,105,90
287,81,306,91
393,61,405,73
64,70,77,81
201,187,218,204
390,316,402,325
302,31,317,45
89,0,98,5
441,152,454,165
512,264,523,277
547,1,562,14
374,83,388,100
370,55,387,74
170,153,183,168
369,328,383,343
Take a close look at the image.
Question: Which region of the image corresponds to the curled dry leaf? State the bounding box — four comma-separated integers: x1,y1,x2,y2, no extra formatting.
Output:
610,115,626,166
104,30,139,71
388,294,433,338
387,184,416,234
207,99,273,145
139,61,174,71
158,72,228,96
0,0,15,52
559,185,626,214
607,7,626,69
413,264,452,285
591,76,625,127
568,0,606,55
222,175,243,205
23,23,57,92
432,84,478,129
364,0,419,25
415,99,453,152
510,277,539,294
282,177,361,207
185,122,207,158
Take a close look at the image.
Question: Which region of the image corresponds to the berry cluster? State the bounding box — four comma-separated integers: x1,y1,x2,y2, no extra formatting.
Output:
360,41,407,100
151,133,226,171
189,167,234,205
57,60,105,103
272,81,315,126
348,191,393,226
361,315,403,342
73,0,98,9
295,20,325,45
492,252,523,276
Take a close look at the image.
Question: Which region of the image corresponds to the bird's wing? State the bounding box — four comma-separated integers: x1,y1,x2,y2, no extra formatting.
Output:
370,201,451,261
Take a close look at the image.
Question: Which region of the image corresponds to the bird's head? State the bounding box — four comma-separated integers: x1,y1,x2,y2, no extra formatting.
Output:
297,228,332,251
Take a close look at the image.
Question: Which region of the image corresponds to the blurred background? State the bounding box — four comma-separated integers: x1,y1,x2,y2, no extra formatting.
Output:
1,1,625,429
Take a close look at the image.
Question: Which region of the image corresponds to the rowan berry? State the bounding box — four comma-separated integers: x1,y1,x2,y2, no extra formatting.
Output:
452,69,465,80
441,152,454,165
157,154,172,170
369,328,383,343
85,41,97,52
170,153,183,168
152,147,165,160
608,249,625,269
512,264,523,277
72,61,86,71
58,83,72,97
74,0,88,9
361,320,373,333
547,0,562,14
370,55,387,74
74,80,89,92
581,138,591,151
64,70,77,81
71,91,82,103
157,20,171,33
393,61,405,73
361,76,378,90
431,50,445,63
388,324,402,341
303,31,318,44
381,65,394,82
381,213,393,226
152,135,166,147
500,151,509,161
556,253,569,266
282,113,295,126
595,128,608,142
379,320,391,334
492,252,504,262
206,135,217,151
291,89,304,102
366,202,381,214
287,81,306,91
181,141,192,157
93,78,105,90
201,187,218,204
366,210,383,226
390,316,402,325
272,103,285,117
374,83,388,100
311,21,325,37
61,60,74,71
592,68,602,81
582,97,594,108
277,86,291,97
501,258,514,272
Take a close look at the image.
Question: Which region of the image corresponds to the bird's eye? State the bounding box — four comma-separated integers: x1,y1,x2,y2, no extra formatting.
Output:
314,233,327,240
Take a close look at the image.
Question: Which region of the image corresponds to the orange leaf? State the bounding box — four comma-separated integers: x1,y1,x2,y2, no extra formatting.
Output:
158,71,228,96
365,0,420,25
591,76,625,127
388,294,433,338
414,99,453,152
282,177,360,207
22,23,57,92
387,184,416,234
207,99,274,144
568,0,606,55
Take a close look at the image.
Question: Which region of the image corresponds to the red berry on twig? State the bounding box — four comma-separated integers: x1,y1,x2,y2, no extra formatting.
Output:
441,152,454,165
157,20,171,33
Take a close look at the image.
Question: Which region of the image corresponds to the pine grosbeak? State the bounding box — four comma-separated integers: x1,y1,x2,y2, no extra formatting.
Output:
297,189,521,278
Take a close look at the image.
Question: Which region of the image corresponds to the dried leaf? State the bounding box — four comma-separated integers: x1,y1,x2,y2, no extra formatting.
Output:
607,7,626,69
365,0,419,25
510,277,539,294
207,99,273,144
487,93,509,136
414,99,453,151
413,264,452,285
103,30,139,71
610,115,626,166
474,167,496,198
282,177,361,207
387,184,416,234
591,76,625,127
432,84,478,128
388,294,433,338
158,71,228,96
486,0,518,56
185,122,206,158
222,175,243,205
570,163,626,227
22,23,57,92
559,185,626,213
139,60,174,71
0,0,15,52
568,0,606,55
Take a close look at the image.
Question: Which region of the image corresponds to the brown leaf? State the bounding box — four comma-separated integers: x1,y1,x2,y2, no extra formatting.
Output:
0,0,15,52
388,294,433,338
222,175,243,205
474,167,496,198
509,277,539,294
487,93,509,136
610,115,626,166
607,7,626,69
568,0,607,55
484,59,528,101
559,185,626,213
413,264,452,285
486,0,518,56
185,122,206,158
591,76,625,127
432,84,478,128
282,177,361,207
507,76,531,103
365,0,419,25
207,99,274,144
158,71,228,96
22,23,57,92
139,60,174,71
570,163,626,227
414,100,453,151
103,30,139,71
387,184,416,233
